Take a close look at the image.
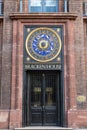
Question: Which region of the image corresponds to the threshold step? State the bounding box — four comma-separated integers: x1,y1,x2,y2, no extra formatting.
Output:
14,127,73,130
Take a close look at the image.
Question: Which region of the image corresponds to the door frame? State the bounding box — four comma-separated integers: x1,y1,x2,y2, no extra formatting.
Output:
10,14,77,128
23,70,64,126
23,25,65,127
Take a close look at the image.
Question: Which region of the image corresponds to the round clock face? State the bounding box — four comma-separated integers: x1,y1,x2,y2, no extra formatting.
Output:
26,27,62,62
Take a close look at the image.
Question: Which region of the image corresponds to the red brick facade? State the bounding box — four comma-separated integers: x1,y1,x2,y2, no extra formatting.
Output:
0,0,87,129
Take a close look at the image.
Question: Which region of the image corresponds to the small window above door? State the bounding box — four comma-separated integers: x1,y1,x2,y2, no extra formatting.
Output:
28,0,58,12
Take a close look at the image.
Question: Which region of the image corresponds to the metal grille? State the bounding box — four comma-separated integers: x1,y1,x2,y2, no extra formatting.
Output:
23,70,62,126
30,71,57,107
45,73,56,106
31,72,42,107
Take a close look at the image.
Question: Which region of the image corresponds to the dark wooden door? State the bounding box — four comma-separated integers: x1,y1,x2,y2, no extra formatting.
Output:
25,70,61,126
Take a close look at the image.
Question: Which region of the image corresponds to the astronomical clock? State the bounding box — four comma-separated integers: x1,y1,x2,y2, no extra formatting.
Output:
25,27,62,63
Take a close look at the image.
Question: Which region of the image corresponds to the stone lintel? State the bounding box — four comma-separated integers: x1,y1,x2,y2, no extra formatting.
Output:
9,13,77,20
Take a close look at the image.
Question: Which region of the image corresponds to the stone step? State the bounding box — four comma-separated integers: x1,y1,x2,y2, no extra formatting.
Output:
14,127,73,130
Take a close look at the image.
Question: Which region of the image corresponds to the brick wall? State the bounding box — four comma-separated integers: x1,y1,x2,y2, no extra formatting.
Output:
59,0,63,12
67,0,87,128
84,20,87,108
83,0,87,111
0,21,3,107
1,0,17,109
0,0,18,129
0,0,87,129
69,0,87,109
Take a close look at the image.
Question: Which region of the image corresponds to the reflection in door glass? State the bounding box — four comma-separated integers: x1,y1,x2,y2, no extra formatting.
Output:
31,73,42,107
45,74,56,106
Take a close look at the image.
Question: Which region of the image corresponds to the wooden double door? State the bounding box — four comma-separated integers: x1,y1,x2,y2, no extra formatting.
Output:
23,70,62,126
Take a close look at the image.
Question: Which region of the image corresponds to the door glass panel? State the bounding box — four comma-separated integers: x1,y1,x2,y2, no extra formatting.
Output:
29,0,42,12
31,73,42,107
27,71,60,126
45,74,56,106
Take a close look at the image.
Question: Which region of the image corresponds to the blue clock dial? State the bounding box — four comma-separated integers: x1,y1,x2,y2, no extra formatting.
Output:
26,27,62,62
32,34,54,56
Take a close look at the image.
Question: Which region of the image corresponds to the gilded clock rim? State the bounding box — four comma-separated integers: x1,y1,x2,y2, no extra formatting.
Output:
25,27,62,62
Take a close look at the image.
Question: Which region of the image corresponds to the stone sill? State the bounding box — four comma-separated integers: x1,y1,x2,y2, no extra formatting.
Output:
15,127,73,130
9,13,77,20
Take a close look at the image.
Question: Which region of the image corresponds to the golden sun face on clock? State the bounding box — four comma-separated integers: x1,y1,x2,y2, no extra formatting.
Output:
25,27,62,62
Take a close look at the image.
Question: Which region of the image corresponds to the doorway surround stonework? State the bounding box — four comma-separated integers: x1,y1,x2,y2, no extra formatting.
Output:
2,13,77,129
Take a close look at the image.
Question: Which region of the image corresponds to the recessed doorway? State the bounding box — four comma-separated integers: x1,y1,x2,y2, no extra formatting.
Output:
23,70,63,126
